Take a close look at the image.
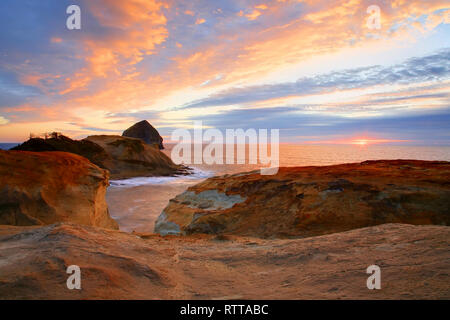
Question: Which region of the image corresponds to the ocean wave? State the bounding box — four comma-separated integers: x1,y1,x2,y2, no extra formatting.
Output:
109,168,214,187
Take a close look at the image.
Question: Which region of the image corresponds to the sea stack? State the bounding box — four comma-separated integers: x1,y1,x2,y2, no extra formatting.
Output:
122,120,164,149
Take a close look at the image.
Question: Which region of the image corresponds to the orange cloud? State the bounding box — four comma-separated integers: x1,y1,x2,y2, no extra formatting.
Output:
195,18,206,24
255,4,268,10
245,10,262,20
58,0,169,95
50,37,62,43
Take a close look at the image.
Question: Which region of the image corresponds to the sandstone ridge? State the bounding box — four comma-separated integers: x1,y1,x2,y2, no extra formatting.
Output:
155,160,450,238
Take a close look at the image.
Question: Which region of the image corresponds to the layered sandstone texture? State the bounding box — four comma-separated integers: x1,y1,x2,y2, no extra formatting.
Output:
0,223,448,299
0,150,118,229
156,160,450,238
84,135,186,179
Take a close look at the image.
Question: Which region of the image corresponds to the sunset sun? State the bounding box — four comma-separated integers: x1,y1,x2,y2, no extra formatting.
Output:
352,139,369,145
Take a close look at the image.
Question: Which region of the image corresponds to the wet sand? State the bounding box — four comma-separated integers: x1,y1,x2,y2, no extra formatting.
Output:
106,144,262,233
106,183,194,233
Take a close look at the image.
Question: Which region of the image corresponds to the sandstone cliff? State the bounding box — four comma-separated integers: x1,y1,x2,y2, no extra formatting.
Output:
155,160,450,238
0,223,448,299
122,120,164,149
0,150,118,229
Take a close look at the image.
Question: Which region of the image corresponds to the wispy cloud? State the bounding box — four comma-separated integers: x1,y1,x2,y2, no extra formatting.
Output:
191,106,450,145
180,49,450,110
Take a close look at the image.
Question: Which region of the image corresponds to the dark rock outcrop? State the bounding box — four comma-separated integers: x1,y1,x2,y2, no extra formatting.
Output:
156,160,450,238
0,150,118,229
11,134,110,166
12,134,187,179
122,120,164,149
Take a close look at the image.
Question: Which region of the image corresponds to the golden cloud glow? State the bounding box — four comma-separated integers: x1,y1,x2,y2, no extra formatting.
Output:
1,0,449,142
195,18,206,24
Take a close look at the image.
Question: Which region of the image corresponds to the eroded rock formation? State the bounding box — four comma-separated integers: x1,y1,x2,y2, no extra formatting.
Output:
0,150,118,229
0,223,448,299
155,160,450,238
84,135,187,179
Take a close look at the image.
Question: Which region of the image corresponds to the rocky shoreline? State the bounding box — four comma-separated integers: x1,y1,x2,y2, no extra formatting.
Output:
0,144,449,299
156,160,450,238
0,121,188,228
11,121,188,179
12,134,188,179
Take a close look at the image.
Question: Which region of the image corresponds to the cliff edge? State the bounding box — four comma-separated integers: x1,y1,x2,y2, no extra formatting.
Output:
0,150,118,229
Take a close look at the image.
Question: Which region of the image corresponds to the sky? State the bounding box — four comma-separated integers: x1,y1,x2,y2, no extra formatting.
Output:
0,0,449,145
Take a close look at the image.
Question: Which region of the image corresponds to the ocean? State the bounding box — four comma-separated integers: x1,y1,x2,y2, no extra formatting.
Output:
106,144,450,233
0,143,19,150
